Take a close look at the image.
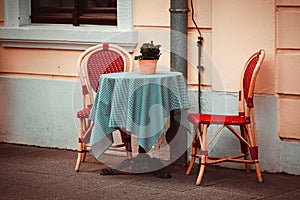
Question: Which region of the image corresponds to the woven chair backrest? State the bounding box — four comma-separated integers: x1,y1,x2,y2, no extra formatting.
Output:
86,49,125,92
239,50,265,114
77,44,133,107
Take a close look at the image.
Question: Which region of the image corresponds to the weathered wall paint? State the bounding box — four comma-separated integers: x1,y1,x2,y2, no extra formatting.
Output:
0,77,78,149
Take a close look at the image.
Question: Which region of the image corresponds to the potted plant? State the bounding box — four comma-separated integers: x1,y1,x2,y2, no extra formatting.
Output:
134,41,162,74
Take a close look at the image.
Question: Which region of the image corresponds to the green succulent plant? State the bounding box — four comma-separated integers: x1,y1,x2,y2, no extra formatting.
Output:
134,41,162,60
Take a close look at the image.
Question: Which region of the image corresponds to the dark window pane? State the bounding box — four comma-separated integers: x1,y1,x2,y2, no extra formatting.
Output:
39,0,74,7
31,0,117,26
87,0,116,7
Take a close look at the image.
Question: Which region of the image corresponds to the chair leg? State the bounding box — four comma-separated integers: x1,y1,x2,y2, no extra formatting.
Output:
75,138,84,172
120,129,132,158
240,126,251,173
81,143,87,162
255,163,263,183
75,118,85,172
246,124,263,183
125,134,132,158
195,124,208,186
196,155,207,186
186,136,198,175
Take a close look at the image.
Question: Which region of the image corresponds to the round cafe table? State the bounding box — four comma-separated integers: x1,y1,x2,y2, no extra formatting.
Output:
89,71,190,159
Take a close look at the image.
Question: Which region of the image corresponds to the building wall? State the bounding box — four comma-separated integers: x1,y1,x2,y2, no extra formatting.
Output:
0,0,299,174
276,0,300,140
211,0,275,93
0,77,78,149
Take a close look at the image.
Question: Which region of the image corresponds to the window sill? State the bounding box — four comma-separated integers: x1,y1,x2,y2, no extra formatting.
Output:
0,25,138,52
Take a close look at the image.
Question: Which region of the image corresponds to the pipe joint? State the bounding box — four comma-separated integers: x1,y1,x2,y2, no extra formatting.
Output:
169,8,190,13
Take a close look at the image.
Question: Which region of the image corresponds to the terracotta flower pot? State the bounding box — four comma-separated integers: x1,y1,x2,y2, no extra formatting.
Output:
139,60,157,74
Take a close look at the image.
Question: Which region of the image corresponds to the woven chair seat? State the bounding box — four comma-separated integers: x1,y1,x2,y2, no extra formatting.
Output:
77,107,91,119
188,113,251,126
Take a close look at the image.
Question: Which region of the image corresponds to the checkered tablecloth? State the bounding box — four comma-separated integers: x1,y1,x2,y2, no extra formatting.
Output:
89,71,190,159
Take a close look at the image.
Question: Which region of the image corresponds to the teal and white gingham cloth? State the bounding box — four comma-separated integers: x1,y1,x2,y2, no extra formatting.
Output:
89,71,190,159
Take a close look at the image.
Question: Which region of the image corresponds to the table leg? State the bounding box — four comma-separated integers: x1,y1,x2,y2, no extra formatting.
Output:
138,146,146,153
165,110,188,165
166,110,180,143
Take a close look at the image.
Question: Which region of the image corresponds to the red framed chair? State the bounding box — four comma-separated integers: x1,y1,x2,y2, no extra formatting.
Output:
75,44,133,172
186,49,266,185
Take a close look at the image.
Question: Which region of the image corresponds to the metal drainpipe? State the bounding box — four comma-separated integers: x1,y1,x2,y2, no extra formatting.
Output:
170,0,189,76
167,0,189,165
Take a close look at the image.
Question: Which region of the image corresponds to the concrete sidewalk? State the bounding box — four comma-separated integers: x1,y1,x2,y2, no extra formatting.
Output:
0,143,299,200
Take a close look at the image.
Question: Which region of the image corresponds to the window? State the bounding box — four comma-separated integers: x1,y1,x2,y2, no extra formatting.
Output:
0,0,137,51
31,0,117,26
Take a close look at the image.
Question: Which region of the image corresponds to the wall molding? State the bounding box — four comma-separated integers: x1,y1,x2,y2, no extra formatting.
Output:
0,0,137,51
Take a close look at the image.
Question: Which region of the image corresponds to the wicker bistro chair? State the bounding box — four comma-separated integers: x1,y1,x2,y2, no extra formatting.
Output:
186,49,266,185
75,44,133,172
